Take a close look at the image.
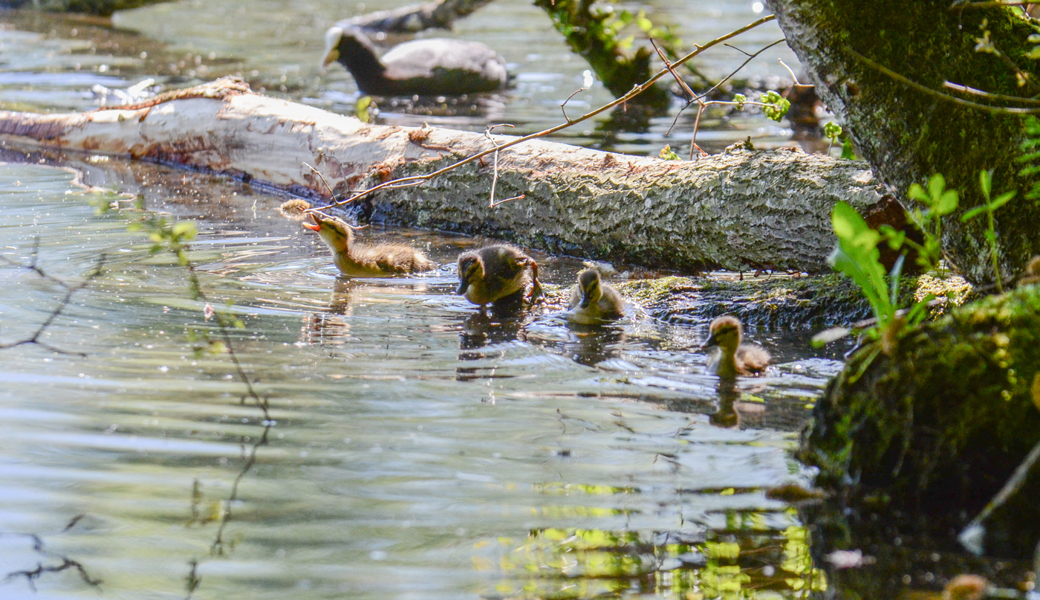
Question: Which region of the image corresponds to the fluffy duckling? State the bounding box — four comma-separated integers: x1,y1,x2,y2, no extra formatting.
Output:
567,268,625,324
456,245,542,309
702,316,771,378
304,213,435,277
322,26,508,96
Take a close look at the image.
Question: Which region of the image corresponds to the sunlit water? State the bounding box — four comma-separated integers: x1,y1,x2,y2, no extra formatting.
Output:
0,2,849,597
0,0,810,155
0,160,842,598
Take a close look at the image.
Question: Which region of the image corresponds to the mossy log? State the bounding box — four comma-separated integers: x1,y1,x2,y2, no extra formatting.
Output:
799,283,1040,558
0,77,892,274
766,0,1040,286
0,0,172,15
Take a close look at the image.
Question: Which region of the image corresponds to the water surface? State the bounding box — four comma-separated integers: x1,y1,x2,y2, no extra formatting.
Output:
0,159,840,599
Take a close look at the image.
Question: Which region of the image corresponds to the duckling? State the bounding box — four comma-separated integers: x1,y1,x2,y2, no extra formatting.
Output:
702,316,771,378
304,213,435,276
456,245,542,309
322,26,508,96
567,268,625,324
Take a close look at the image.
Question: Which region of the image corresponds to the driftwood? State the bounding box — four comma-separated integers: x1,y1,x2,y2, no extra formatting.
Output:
340,0,495,33
766,0,1040,286
0,77,891,273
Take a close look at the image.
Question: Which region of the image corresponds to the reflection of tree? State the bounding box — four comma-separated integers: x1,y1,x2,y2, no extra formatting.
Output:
1,515,102,592
0,238,105,355
483,506,826,598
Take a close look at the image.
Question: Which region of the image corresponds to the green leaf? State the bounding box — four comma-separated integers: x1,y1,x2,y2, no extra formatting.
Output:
989,190,1016,211
841,138,856,160
811,327,850,347
908,183,929,203
172,221,198,240
979,169,992,199
935,190,959,215
961,204,989,222
927,173,946,204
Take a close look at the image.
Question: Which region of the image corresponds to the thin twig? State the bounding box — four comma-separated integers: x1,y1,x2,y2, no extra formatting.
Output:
484,123,514,207
777,58,814,87
944,80,1040,105
560,87,587,123
848,47,1040,114
319,15,777,209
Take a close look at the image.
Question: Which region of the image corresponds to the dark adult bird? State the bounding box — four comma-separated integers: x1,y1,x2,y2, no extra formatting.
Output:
322,26,508,96
456,245,542,309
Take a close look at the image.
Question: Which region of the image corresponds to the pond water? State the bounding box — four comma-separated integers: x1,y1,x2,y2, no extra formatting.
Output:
0,1,856,599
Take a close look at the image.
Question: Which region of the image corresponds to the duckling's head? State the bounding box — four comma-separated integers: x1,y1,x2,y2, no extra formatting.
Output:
703,316,743,353
577,268,603,308
303,213,354,253
456,252,485,296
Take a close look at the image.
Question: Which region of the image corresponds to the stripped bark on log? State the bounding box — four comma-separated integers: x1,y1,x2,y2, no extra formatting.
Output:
0,77,891,273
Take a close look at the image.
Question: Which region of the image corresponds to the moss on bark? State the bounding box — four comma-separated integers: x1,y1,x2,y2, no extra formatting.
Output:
799,283,1040,558
767,0,1040,285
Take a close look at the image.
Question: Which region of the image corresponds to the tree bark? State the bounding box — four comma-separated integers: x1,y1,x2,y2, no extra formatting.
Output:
338,0,495,33
766,0,1040,285
0,77,890,274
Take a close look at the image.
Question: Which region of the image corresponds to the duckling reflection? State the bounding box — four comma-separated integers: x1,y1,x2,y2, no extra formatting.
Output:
710,381,742,429
455,311,527,382
301,278,357,347
566,268,625,324
456,245,542,312
701,316,771,379
304,213,436,277
559,322,626,367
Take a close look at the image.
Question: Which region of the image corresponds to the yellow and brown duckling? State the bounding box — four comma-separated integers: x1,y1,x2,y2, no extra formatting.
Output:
702,316,771,379
303,212,436,277
456,245,542,309
567,268,625,324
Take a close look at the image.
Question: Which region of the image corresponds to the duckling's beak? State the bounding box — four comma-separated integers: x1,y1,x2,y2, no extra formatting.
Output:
322,27,343,68
456,277,469,296
302,214,323,232
700,333,718,350
579,290,592,309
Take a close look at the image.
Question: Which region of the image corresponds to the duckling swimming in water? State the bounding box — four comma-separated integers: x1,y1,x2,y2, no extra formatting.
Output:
304,213,435,277
567,268,625,324
702,315,771,378
456,245,542,309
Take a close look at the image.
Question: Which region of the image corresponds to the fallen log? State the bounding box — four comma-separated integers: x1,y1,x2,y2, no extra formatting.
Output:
0,0,173,15
0,77,890,273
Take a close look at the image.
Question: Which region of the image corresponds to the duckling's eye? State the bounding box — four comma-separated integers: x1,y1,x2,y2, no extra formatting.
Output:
465,263,478,279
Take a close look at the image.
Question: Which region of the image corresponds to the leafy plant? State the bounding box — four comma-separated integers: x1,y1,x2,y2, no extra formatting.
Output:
828,201,901,332
761,90,791,122
824,122,842,152
962,170,1015,293
658,145,681,160
881,173,959,275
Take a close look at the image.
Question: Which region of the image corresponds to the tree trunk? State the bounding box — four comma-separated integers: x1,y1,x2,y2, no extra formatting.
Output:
766,0,1040,285
0,77,890,274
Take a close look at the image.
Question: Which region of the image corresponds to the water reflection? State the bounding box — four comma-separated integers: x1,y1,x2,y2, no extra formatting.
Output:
0,158,837,599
